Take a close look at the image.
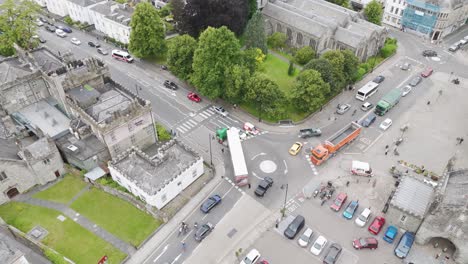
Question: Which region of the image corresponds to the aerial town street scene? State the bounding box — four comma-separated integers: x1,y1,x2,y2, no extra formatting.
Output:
0,0,467,264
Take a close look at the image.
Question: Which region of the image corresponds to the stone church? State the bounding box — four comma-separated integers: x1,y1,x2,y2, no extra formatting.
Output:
261,0,388,61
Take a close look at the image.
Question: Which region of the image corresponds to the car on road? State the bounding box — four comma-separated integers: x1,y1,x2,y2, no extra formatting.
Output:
360,102,373,111
240,249,261,264
409,76,422,86
97,48,108,55
88,41,101,48
39,17,48,24
379,118,392,131
254,177,273,197
35,18,44,26
355,207,371,227
336,103,351,114
284,215,305,239
200,194,222,213
401,85,412,97
343,200,359,219
383,225,398,243
299,128,321,138
288,142,303,156
310,235,327,256
352,237,378,250
421,67,433,78
243,122,260,135
55,29,67,38
187,92,201,102
212,105,228,117
56,25,72,33
194,222,214,242
372,75,385,83
163,80,178,90
112,49,134,63
360,113,376,127
32,35,46,43
422,50,437,57
45,25,56,32
394,232,415,259
368,216,385,235
448,44,459,52
70,37,81,45
400,62,411,70
459,39,467,46
297,228,313,247
330,193,347,212
323,243,342,264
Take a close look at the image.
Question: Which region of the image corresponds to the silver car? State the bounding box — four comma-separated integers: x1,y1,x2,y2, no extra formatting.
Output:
400,63,411,70
336,104,351,115
409,76,422,86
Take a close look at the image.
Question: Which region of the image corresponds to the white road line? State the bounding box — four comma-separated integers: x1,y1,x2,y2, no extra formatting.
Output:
226,116,239,123
128,73,136,79
251,152,267,160
153,245,169,262
180,123,192,130
205,109,215,114
363,132,384,153
283,160,288,174
187,119,198,126
170,254,181,264
217,119,230,127
221,185,235,199
177,127,187,134
198,112,208,119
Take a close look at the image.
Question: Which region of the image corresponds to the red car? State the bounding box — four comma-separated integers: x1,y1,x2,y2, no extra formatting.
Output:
421,67,433,78
353,237,379,250
368,216,385,235
187,92,201,102
330,193,347,212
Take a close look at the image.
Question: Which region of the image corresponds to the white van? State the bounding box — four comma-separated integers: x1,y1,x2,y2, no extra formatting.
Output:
355,207,372,227
111,50,134,63
351,160,373,177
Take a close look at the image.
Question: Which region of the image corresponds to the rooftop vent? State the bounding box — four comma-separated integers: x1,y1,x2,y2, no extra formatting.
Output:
67,145,78,152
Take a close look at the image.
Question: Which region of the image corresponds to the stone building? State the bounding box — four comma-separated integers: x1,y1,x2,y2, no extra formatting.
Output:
416,169,468,264
385,176,435,232
261,0,388,61
108,140,204,209
0,137,65,205
383,0,408,29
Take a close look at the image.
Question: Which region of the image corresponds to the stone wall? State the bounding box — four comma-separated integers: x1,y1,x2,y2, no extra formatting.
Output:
0,159,36,205
385,206,423,232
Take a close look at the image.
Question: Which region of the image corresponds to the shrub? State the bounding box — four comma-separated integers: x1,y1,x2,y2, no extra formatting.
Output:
354,67,367,81
64,16,74,26
294,46,315,65
287,60,295,76
267,32,287,49
156,123,172,141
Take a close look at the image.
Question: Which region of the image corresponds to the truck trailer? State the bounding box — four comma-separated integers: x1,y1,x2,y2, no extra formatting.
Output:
374,88,402,116
310,122,362,166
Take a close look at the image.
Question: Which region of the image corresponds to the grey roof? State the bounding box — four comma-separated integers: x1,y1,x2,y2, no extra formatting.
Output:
30,47,64,73
111,141,200,195
23,137,54,160
391,176,435,218
0,139,19,160
84,166,106,180
91,1,134,26
442,169,468,207
13,100,71,139
334,27,364,47
68,0,103,7
67,85,101,108
0,58,34,83
86,89,132,123
56,133,108,161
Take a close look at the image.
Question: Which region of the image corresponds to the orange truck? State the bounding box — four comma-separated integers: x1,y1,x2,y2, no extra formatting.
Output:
310,122,362,166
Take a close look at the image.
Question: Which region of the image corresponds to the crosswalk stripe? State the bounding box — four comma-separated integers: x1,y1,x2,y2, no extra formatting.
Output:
177,127,187,133
198,112,208,119
217,120,230,127
206,109,215,114
187,119,198,126
180,123,192,130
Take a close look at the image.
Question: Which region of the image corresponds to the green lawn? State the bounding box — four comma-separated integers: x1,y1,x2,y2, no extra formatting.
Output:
262,53,299,94
33,174,87,204
71,188,161,247
0,202,126,264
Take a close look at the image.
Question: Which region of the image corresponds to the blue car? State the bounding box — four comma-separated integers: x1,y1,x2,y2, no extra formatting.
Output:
394,232,415,258
57,25,72,33
342,200,359,219
383,225,398,243
200,194,222,213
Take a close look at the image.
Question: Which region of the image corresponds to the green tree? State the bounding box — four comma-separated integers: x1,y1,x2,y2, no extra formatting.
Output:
167,34,197,80
364,0,383,25
129,2,166,58
0,35,15,56
248,0,258,19
267,32,287,49
245,73,285,118
191,26,241,99
341,49,360,83
241,48,265,74
158,3,172,17
294,46,315,65
243,12,267,55
224,65,250,103
321,50,345,93
170,0,184,31
0,0,40,52
292,69,330,112
303,58,334,85
288,60,295,76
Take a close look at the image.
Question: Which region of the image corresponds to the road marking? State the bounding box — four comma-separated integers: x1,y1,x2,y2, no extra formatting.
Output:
217,119,230,128
187,119,198,126
139,80,150,87
221,185,235,199
363,132,384,153
198,112,208,119
177,127,187,134
180,123,192,130
226,116,239,123
283,160,288,174
153,245,169,262
170,254,181,264
251,171,263,180
128,73,136,79
251,152,267,160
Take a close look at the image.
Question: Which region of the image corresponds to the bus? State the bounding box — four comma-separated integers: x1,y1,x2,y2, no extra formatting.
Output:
356,81,379,101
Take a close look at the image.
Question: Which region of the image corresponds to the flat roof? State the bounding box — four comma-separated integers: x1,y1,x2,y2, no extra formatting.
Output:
390,176,434,218
0,139,19,160
23,137,54,160
56,133,107,161
111,141,200,195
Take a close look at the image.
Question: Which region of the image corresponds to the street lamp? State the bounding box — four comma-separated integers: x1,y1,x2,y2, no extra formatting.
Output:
281,183,288,218
208,134,214,166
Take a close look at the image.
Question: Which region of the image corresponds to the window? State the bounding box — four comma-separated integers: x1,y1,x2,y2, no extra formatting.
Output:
400,215,407,222
110,132,117,141
130,135,136,144
400,9,404,15
177,181,182,186
161,194,167,202
192,170,197,178
390,6,394,13
395,8,399,14
0,171,7,181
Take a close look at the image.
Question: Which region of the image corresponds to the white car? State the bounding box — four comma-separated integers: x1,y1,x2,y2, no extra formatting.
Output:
35,18,44,26
70,37,81,45
298,228,313,247
355,207,372,227
401,85,412,97
310,235,327,255
212,105,228,117
379,118,393,131
55,29,67,38
361,102,373,111
240,249,261,264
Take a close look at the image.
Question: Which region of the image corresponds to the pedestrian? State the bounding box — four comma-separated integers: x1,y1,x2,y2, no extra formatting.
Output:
346,181,350,187
385,145,389,149
181,242,186,251
221,148,224,153
248,183,251,189
427,101,431,105
460,138,464,144
385,151,388,155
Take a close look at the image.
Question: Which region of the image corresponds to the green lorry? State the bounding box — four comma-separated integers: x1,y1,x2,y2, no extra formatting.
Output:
375,88,402,116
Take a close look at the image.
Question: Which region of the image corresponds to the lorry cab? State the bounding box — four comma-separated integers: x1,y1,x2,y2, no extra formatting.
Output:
351,161,373,177
311,145,329,165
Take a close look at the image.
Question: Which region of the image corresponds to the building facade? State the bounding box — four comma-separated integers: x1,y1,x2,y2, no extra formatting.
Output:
90,2,132,44
43,0,70,17
383,0,408,29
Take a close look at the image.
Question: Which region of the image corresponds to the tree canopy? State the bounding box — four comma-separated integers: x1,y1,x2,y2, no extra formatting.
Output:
341,49,360,83
224,65,250,103
129,2,166,58
321,50,346,94
292,69,330,112
294,46,315,65
175,0,249,37
191,26,241,99
267,32,287,49
167,34,197,80
303,58,334,85
243,12,268,55
364,0,383,25
245,73,285,117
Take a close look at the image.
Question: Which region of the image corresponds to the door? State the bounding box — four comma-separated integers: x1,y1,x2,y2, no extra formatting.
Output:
54,170,60,178
7,188,19,198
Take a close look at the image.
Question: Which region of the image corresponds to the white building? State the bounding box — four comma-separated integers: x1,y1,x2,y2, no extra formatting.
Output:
33,0,47,8
108,141,204,209
65,0,104,24
383,0,407,29
90,2,133,44
44,0,69,17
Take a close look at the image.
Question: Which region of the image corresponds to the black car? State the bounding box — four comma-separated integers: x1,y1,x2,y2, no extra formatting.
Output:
323,243,342,264
194,222,214,242
254,177,273,197
88,41,101,48
284,215,305,239
45,25,56,33
200,195,222,213
164,80,178,90
422,50,437,57
372,75,385,83
56,25,72,33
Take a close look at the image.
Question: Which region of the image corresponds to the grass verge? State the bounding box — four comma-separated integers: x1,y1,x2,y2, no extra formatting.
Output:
32,174,87,204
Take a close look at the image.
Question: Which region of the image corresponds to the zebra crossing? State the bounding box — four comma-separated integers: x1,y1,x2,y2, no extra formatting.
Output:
176,108,216,134
305,154,319,176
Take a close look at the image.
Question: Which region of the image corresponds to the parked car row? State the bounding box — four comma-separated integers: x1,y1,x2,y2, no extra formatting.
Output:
448,35,468,52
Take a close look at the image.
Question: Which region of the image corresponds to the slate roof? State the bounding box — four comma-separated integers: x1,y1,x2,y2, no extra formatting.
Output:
390,176,435,218
68,0,103,7
0,58,34,83
56,133,108,161
0,139,19,160
91,1,134,26
23,137,54,160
